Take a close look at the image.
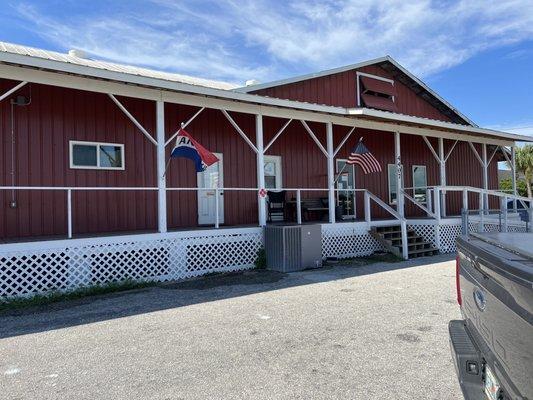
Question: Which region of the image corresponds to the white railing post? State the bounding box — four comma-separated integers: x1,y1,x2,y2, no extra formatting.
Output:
438,138,447,217
364,190,371,224
67,189,73,239
400,220,409,260
156,100,168,233
482,143,489,212
296,190,302,224
256,114,267,227
462,189,468,213
215,187,220,229
478,191,484,232
433,187,441,221
426,188,433,216
501,196,508,232
433,187,441,250
326,122,335,223
394,131,405,218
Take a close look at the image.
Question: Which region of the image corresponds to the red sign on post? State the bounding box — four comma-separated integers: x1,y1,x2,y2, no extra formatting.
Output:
258,188,267,198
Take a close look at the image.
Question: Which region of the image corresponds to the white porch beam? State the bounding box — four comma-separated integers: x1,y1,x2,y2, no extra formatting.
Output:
256,114,267,227
300,120,328,157
0,64,517,147
468,142,484,165
333,126,356,157
264,119,292,153
439,138,446,217
394,131,405,218
326,122,335,223
444,140,459,162
221,109,259,153
487,145,499,166
156,100,167,233
0,81,28,103
422,136,440,162
164,107,205,147
108,94,157,146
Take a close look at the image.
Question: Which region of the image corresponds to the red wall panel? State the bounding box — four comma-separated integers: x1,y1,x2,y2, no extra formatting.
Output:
0,79,499,241
0,80,158,239
252,65,453,122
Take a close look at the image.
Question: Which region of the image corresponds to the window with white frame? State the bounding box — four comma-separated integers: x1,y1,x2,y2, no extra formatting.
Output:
387,164,403,204
70,141,125,170
412,165,427,203
264,155,282,189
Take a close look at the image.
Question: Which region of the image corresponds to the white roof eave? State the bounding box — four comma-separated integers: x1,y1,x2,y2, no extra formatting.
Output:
348,108,533,143
0,43,530,144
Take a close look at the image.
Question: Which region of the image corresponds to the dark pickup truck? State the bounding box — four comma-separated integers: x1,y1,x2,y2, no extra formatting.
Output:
450,232,533,400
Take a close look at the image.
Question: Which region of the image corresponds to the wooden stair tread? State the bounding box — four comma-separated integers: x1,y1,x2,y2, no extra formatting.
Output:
370,226,439,259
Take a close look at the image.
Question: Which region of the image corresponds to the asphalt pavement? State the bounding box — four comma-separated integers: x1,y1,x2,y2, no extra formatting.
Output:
0,254,462,399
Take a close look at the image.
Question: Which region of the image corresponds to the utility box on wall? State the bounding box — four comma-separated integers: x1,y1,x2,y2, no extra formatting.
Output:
264,224,322,272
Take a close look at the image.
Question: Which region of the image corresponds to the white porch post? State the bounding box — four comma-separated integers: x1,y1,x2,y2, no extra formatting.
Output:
438,138,446,217
482,143,488,212
156,100,167,233
256,114,267,226
394,131,404,218
326,122,335,223
511,146,517,212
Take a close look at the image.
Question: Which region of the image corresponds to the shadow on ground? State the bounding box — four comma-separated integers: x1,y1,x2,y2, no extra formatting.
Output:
0,253,454,339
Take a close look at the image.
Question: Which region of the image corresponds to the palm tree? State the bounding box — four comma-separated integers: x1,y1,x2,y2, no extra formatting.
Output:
512,145,533,198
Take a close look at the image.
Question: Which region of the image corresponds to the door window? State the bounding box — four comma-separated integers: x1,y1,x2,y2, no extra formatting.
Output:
412,165,427,203
264,156,282,189
336,160,356,219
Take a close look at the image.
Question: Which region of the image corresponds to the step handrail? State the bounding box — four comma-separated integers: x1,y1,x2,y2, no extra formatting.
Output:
400,188,437,219
365,190,403,221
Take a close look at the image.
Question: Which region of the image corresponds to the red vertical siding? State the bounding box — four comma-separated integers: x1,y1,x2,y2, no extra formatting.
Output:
0,80,158,239
252,65,452,122
0,78,501,241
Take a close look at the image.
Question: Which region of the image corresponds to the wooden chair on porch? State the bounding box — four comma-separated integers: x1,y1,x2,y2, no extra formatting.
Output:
267,190,286,222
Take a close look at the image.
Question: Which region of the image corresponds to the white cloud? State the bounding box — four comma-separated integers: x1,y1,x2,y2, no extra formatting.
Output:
11,0,533,84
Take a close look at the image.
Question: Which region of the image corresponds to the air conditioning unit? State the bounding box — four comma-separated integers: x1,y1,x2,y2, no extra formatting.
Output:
264,224,322,272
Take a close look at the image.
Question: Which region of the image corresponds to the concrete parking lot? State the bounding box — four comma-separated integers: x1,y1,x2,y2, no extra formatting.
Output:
1,255,462,400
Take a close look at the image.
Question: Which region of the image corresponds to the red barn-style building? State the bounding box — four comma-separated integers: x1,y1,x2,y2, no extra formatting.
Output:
0,42,531,298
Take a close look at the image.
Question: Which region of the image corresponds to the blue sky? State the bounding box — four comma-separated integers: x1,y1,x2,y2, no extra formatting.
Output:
1,0,532,136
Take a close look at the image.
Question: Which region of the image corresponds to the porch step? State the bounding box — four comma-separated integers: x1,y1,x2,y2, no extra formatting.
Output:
370,225,439,259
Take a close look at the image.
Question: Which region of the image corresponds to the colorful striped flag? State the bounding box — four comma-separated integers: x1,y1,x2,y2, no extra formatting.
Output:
347,140,382,174
171,129,218,172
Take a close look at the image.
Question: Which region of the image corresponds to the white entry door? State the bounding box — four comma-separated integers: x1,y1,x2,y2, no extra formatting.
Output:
336,159,356,219
197,153,224,225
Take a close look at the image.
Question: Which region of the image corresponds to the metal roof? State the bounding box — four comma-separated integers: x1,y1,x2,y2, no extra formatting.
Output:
0,41,531,144
236,55,476,126
0,42,238,91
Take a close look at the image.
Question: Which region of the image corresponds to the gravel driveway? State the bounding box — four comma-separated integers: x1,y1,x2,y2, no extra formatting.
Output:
0,255,462,399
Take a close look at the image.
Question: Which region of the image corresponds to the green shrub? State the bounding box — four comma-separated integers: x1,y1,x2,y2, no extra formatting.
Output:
254,248,267,269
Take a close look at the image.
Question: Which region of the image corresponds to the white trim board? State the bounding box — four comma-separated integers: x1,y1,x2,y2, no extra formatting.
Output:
0,64,529,145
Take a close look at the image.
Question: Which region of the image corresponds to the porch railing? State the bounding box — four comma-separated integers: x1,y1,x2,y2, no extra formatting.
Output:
0,185,411,258
402,185,533,232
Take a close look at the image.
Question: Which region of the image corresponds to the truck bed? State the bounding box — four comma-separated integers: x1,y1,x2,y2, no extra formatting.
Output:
454,232,533,400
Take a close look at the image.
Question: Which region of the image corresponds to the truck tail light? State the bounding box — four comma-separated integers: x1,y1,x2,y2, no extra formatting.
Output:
456,254,462,306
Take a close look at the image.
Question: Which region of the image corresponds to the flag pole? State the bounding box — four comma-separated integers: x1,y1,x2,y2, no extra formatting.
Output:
162,123,185,178
333,137,363,183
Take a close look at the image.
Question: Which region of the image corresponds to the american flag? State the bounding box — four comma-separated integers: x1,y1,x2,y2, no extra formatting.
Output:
347,140,382,174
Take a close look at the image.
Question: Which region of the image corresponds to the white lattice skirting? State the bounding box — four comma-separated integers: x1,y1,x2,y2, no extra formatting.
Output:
321,223,383,259
0,228,263,298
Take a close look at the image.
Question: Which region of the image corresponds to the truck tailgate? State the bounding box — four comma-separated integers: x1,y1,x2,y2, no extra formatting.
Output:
457,234,533,399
